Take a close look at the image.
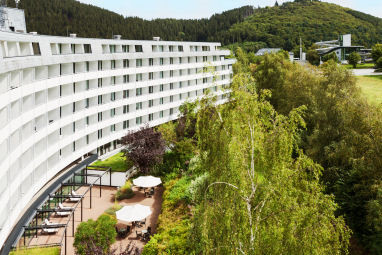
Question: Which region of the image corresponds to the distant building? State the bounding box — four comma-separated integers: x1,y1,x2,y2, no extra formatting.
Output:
0,6,26,33
315,34,364,63
255,48,281,56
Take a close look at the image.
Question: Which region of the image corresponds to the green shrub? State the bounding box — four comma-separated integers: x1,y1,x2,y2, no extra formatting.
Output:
187,173,209,203
142,220,192,255
104,203,122,216
166,177,192,206
115,180,135,200
74,214,117,255
376,56,382,69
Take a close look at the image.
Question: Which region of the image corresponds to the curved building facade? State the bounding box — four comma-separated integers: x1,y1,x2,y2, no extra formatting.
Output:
0,27,234,247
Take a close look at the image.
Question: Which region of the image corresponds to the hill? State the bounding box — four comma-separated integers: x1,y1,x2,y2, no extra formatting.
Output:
5,0,382,51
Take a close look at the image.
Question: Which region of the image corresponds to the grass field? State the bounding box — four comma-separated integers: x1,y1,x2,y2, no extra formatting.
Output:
10,246,60,255
356,75,382,105
343,63,375,69
91,152,134,172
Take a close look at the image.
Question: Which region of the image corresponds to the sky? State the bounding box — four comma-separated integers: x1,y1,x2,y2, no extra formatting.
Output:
77,0,382,20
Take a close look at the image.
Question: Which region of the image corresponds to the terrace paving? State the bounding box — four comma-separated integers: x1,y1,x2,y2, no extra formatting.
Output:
28,185,163,254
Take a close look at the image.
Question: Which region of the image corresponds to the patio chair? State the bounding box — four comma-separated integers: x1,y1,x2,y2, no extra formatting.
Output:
115,223,130,238
136,230,143,239
144,190,152,198
142,226,152,241
69,190,81,202
138,218,146,227
41,219,59,234
149,187,155,196
56,203,73,216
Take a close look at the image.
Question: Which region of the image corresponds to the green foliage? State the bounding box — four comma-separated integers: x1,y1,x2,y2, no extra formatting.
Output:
371,44,382,63
166,177,192,207
322,52,339,63
192,73,351,254
74,214,117,255
17,0,382,50
104,203,122,216
142,177,193,255
307,44,320,66
91,152,134,172
115,180,135,201
348,52,361,68
376,56,382,69
187,172,209,203
10,247,60,255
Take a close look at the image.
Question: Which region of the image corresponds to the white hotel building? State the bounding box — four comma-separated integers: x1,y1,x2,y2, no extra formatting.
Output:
0,7,234,251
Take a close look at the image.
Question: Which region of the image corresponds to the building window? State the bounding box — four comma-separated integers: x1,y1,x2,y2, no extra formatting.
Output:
170,57,174,64
122,45,129,52
179,57,182,64
85,98,89,108
170,83,174,90
71,44,76,54
111,76,116,85
136,117,142,124
111,108,116,117
179,94,182,100
135,45,143,52
86,116,89,125
86,61,90,72
188,91,191,98
109,45,116,53
160,71,164,79
179,81,183,88
203,56,207,62
160,58,164,65
98,61,102,71
136,73,142,82
84,44,92,53
73,122,76,132
98,95,103,105
203,78,208,84
111,60,116,69
98,78,102,88
123,105,129,114
188,56,191,63
170,70,174,77
213,56,217,61
178,45,183,52
86,80,90,90
136,59,142,67
160,111,164,118
149,58,154,66
149,72,154,80
123,120,129,129
149,99,153,107
111,92,116,101
98,112,103,122
170,95,174,102
123,59,129,68
73,141,76,152
160,84,164,91
149,86,153,94
86,135,89,144
170,108,174,115
188,69,191,75
136,102,142,110
169,46,174,52
73,102,76,113
111,124,116,132
123,90,129,98
123,75,129,83
159,45,164,52
160,97,164,104
149,113,153,121
98,129,102,139
136,88,142,96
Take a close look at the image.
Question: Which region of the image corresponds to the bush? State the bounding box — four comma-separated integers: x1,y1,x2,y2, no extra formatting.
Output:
74,214,117,255
104,203,122,216
115,180,135,201
187,173,209,203
348,52,361,68
376,56,382,69
166,177,192,206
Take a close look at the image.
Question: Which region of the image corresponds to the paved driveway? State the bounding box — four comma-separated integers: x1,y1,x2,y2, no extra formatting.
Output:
352,69,382,76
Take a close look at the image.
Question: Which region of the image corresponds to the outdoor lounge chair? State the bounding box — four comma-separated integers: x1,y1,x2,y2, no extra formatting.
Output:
41,219,59,234
142,226,152,241
56,203,73,216
69,190,81,202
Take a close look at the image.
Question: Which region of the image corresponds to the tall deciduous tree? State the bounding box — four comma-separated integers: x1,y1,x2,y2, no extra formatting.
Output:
121,125,165,174
191,66,350,254
348,52,361,68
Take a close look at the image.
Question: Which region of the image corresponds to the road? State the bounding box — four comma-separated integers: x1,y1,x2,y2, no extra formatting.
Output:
351,69,382,76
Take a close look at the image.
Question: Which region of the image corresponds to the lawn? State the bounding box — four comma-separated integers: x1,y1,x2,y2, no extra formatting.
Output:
10,246,60,255
343,63,375,69
357,75,382,105
91,152,134,172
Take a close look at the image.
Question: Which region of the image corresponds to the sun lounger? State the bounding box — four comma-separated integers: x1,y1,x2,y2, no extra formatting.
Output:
69,190,81,202
56,203,73,216
41,219,59,234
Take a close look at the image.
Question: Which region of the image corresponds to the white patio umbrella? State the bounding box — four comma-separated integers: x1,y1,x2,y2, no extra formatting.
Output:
133,176,162,188
116,204,152,222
